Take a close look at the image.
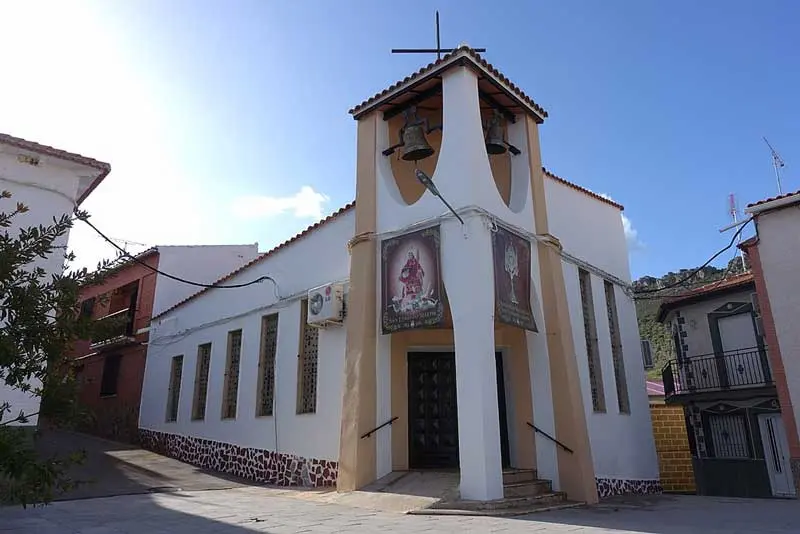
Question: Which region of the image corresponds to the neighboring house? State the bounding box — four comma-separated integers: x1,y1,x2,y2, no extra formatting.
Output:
71,245,259,443
0,133,110,427
657,272,795,498
646,378,696,494
740,189,800,497
138,47,659,506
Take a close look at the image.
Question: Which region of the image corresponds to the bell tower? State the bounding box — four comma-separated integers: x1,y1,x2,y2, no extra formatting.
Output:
338,46,598,504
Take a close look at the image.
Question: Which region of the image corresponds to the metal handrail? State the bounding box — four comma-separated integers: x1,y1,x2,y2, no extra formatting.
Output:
662,346,772,397
360,416,398,439
526,421,573,454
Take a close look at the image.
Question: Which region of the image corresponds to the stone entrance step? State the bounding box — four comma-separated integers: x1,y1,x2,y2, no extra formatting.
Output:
502,468,537,485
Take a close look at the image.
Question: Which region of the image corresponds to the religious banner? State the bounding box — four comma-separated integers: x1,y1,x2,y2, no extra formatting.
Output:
492,225,538,332
381,225,444,334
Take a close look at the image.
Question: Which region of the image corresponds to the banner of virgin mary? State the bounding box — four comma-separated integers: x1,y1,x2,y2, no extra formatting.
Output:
381,225,444,334
492,225,537,332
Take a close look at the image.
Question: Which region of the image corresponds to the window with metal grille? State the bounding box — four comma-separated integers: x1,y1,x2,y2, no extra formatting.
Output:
605,281,630,414
257,314,279,417
221,330,242,419
100,353,122,397
166,355,183,422
641,339,654,369
708,414,750,458
296,301,319,414
579,269,605,413
192,343,212,420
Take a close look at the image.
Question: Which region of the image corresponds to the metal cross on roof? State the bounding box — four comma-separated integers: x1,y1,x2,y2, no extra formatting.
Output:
391,11,485,60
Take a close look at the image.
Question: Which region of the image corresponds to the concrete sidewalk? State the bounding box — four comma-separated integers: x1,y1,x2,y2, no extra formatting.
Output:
3,487,800,533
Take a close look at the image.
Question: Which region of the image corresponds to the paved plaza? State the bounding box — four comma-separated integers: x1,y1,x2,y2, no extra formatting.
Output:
3,486,800,534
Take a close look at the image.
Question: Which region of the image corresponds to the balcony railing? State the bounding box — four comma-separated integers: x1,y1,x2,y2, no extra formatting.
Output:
90,307,135,349
663,347,772,399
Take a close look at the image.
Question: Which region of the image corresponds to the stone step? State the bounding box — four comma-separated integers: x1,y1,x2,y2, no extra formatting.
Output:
409,500,584,517
503,479,552,498
502,468,537,485
426,491,569,513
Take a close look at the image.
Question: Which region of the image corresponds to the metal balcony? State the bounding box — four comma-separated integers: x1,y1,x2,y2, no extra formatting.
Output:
89,307,136,350
662,347,773,400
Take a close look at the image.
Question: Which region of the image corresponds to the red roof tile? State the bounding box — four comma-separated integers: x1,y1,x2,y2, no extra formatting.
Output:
349,46,548,121
0,133,111,205
746,190,800,209
153,203,356,319
543,168,624,211
657,272,754,322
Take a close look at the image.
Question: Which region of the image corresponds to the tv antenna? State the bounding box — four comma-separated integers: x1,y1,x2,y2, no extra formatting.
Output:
763,137,785,195
109,237,147,253
391,11,485,60
723,193,746,271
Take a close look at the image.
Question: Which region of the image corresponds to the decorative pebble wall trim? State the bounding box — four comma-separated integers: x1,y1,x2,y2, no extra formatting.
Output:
595,477,662,499
139,429,338,487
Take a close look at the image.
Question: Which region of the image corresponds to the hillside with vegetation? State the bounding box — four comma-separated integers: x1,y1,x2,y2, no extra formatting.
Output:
634,257,749,379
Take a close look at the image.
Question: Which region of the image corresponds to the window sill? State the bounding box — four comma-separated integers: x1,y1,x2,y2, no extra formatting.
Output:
255,414,275,419
100,394,118,399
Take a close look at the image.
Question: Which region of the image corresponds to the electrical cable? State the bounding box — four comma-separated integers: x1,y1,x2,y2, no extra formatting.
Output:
633,218,753,300
78,215,277,291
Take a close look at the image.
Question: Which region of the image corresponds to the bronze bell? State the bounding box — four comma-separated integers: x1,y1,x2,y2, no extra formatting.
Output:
485,111,507,155
400,107,434,161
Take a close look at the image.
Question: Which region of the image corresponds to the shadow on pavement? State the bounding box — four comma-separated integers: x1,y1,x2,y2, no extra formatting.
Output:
32,428,255,501
512,493,800,534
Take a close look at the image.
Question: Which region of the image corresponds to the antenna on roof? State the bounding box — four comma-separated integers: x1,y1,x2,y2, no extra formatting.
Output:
723,193,746,271
391,11,486,59
763,137,785,195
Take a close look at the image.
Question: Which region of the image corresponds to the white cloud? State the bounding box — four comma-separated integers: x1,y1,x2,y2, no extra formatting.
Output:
599,193,644,251
232,186,330,220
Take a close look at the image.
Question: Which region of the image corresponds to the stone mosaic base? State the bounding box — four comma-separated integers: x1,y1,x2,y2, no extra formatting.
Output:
595,477,662,499
139,429,338,487
790,458,800,497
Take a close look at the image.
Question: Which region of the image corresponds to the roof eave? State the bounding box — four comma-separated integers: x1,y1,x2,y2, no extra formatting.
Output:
745,193,800,215
350,50,547,123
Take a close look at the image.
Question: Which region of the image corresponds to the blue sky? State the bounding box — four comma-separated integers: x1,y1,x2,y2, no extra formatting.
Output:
0,1,797,279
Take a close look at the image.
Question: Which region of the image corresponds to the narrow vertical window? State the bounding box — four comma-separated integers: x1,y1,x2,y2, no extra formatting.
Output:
579,269,606,412
221,330,242,419
256,314,279,416
605,281,630,414
296,301,319,414
192,343,212,420
166,355,183,422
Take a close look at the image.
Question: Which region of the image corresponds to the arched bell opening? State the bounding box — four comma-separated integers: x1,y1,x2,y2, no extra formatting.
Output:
481,107,529,215
386,102,443,206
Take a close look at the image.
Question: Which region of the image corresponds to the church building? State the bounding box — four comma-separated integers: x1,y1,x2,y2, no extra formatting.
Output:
138,47,659,505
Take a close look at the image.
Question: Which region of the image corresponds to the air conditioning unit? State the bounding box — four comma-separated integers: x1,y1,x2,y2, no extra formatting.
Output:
307,283,345,327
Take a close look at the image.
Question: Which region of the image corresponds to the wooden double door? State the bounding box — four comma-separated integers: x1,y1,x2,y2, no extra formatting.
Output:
408,351,510,469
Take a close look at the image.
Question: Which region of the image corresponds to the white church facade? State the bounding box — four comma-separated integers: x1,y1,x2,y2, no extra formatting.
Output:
138,48,659,504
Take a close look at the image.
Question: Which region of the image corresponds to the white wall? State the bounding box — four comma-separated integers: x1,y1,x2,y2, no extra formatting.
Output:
755,207,800,441
666,288,755,358
563,261,659,480
0,148,101,426
140,210,354,462
152,244,260,317
545,178,631,282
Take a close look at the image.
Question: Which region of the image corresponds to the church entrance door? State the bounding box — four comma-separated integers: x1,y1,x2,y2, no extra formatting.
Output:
407,351,510,469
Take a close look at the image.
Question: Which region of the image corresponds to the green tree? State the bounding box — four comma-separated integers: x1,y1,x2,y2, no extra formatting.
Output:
0,191,111,507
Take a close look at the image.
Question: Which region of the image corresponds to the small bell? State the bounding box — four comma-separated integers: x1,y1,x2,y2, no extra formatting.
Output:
400,107,435,161
485,110,507,155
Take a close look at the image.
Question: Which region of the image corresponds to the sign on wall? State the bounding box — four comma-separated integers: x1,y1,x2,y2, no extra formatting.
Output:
381,225,445,334
492,225,538,332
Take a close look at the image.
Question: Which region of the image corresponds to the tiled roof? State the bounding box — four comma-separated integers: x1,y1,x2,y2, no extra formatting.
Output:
543,168,624,211
349,46,548,121
153,203,356,320
657,272,754,322
746,190,800,209
0,133,111,205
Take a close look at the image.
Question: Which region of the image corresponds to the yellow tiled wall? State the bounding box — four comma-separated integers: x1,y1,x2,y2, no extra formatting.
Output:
650,404,696,493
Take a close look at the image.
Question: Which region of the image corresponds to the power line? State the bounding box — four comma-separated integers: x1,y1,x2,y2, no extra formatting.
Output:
633,218,753,300
78,215,276,291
